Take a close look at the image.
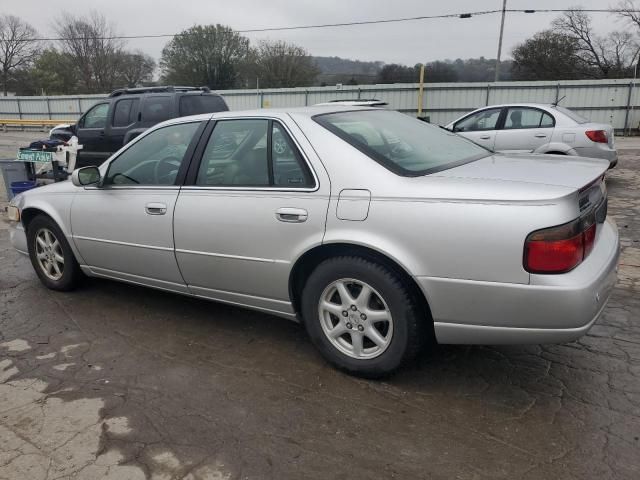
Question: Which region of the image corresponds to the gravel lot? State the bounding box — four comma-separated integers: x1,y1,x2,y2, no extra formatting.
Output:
1,132,639,479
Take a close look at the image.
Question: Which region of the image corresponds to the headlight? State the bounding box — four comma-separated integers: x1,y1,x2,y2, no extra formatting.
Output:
7,205,20,222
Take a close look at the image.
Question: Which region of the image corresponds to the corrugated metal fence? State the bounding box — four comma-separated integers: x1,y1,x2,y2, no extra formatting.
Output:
1,78,638,133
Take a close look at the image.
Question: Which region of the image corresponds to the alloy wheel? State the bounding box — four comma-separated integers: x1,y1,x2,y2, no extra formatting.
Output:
318,278,394,359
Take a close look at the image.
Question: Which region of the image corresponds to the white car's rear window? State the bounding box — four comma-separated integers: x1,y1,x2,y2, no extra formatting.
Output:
315,110,490,176
554,106,589,124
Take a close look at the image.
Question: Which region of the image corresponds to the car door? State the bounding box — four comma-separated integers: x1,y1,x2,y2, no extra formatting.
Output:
452,107,503,150
106,97,140,153
76,102,110,167
493,107,555,153
70,120,206,293
173,117,330,317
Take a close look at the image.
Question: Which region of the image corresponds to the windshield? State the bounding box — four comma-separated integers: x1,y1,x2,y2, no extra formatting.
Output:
554,106,589,124
314,110,490,176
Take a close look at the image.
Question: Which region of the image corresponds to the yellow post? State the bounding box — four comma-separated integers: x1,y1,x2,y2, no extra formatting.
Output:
417,64,425,118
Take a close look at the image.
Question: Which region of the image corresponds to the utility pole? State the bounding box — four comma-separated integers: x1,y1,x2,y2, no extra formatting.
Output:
494,0,507,83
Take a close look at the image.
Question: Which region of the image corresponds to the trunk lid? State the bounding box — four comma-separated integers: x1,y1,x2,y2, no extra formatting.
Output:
435,153,609,189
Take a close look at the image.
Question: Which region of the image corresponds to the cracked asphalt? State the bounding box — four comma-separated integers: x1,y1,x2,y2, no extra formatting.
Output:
1,133,639,479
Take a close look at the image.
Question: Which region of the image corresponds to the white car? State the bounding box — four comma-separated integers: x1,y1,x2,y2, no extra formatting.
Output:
445,103,617,167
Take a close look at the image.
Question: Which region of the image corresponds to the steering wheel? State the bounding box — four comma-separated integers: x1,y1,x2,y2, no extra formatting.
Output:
111,172,140,184
153,156,181,184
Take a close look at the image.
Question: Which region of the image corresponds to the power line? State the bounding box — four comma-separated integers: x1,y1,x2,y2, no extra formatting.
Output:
13,8,640,43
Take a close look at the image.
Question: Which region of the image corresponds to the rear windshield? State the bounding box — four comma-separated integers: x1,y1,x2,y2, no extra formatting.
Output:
180,95,229,116
314,110,490,176
554,106,589,124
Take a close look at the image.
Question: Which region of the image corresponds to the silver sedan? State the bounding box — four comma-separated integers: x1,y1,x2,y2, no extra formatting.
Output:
7,107,619,377
445,103,618,167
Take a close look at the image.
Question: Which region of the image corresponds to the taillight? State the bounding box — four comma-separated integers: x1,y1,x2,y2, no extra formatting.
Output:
524,214,597,274
585,130,608,143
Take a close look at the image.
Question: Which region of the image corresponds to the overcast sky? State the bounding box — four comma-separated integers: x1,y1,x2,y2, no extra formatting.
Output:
5,0,629,65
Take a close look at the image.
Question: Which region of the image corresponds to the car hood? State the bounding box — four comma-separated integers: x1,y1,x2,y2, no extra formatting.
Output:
434,153,609,189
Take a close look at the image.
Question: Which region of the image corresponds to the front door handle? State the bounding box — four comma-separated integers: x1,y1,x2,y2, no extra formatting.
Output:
534,133,548,138
145,202,167,215
479,135,491,140
276,207,308,223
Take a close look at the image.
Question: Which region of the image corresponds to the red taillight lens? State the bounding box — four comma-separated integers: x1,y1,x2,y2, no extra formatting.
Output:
525,233,584,274
524,215,598,274
583,223,596,257
585,130,608,143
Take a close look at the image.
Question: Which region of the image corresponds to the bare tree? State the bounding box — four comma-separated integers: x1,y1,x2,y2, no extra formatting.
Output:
249,40,319,88
56,12,125,93
0,15,39,96
553,9,637,77
117,51,156,87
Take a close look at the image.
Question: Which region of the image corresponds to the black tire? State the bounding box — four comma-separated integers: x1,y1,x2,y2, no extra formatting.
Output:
301,256,424,378
27,215,81,291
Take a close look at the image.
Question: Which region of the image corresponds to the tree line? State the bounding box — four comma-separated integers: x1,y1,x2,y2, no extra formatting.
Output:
1,2,640,96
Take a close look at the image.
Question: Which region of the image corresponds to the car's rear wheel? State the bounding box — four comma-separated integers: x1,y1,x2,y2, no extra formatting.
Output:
301,256,424,378
27,215,81,291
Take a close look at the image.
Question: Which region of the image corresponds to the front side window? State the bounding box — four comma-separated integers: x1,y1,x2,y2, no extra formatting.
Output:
315,110,489,176
504,107,555,130
196,119,314,188
104,122,201,186
82,103,109,129
454,108,502,132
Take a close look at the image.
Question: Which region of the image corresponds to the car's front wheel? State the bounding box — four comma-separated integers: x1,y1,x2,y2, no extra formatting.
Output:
301,256,424,378
27,215,81,291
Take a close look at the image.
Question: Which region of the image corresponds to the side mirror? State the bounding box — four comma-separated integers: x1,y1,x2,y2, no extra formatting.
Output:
72,166,101,187
69,124,77,134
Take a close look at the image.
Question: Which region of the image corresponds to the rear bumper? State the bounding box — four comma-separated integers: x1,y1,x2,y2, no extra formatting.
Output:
418,219,619,345
574,145,618,167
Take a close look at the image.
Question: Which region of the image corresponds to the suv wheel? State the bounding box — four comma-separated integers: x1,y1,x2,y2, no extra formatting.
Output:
301,256,424,378
27,215,81,291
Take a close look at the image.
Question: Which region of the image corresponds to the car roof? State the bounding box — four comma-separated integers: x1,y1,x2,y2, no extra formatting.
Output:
160,105,379,126
475,103,558,110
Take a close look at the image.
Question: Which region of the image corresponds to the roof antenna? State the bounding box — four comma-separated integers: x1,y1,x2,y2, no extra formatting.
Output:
553,95,566,106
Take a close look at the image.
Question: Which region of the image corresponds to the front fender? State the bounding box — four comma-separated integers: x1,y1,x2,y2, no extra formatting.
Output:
18,189,86,265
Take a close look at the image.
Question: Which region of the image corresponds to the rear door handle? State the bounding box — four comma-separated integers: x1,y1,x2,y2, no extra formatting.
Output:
145,202,167,215
479,135,491,140
535,133,548,138
276,207,308,223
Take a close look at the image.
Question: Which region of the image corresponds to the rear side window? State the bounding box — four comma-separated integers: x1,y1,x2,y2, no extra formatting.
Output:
180,95,229,116
142,96,172,123
196,119,314,188
113,98,139,127
504,107,555,129
554,106,589,124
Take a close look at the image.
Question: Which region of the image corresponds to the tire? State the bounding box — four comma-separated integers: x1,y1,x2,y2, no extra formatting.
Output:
27,215,81,291
301,256,424,378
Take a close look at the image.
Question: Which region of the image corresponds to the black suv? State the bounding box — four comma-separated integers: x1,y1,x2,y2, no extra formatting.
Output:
51,86,229,167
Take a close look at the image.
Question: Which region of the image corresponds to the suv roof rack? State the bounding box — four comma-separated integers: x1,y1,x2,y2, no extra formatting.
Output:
109,86,211,97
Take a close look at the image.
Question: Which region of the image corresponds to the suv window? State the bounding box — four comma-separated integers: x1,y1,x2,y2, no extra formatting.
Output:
81,103,109,129
104,122,201,186
179,95,229,116
504,107,555,129
113,98,139,127
196,119,314,188
142,96,172,123
454,108,502,132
